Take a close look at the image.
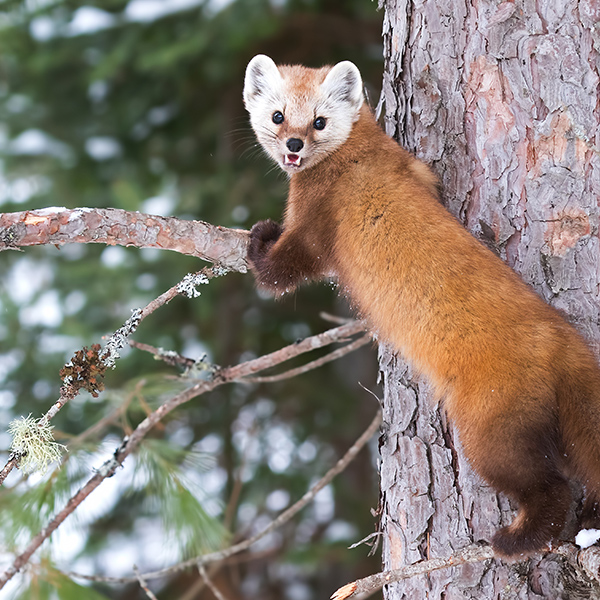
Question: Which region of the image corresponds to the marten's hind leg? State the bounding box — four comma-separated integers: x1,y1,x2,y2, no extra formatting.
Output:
463,407,571,557
491,471,571,557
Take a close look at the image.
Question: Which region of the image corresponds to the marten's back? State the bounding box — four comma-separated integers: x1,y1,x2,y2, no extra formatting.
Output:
294,110,572,401
321,112,600,512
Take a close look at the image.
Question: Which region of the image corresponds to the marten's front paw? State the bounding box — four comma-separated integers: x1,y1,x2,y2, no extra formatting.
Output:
248,220,282,269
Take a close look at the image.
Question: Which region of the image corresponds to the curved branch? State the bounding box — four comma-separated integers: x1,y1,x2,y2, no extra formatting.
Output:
0,208,249,273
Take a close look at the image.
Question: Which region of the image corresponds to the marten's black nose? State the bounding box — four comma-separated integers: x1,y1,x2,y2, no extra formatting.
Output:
286,138,304,152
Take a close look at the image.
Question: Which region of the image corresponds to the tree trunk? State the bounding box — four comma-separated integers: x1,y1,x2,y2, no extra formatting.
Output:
378,0,600,597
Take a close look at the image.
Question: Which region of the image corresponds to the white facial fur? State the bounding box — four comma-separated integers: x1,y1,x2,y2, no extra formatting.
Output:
243,54,364,174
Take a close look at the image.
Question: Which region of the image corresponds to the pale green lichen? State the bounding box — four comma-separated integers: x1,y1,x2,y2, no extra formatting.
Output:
8,414,67,474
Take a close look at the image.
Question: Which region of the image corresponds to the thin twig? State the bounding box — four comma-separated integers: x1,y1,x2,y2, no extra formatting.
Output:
199,566,228,600
65,409,382,585
218,320,366,381
347,531,382,550
133,565,159,600
319,312,354,325
129,341,197,370
66,380,144,448
0,321,369,589
223,431,253,533
240,334,371,383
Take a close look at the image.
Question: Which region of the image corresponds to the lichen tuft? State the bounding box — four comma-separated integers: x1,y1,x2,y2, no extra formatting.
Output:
8,414,67,474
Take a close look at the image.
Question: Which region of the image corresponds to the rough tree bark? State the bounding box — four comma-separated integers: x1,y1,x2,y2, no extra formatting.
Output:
378,0,600,598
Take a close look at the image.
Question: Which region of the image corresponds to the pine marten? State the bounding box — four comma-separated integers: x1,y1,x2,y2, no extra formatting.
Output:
243,54,600,557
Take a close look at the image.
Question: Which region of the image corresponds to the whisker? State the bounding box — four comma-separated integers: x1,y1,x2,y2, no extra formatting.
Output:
240,145,265,160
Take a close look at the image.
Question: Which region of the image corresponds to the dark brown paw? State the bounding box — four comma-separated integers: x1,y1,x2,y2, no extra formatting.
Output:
492,525,549,558
248,219,282,269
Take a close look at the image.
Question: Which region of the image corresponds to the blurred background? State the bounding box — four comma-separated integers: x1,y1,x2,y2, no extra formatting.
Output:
0,1,384,598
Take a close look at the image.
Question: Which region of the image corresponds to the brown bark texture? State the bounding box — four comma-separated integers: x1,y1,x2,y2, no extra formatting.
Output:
0,208,249,273
378,0,600,598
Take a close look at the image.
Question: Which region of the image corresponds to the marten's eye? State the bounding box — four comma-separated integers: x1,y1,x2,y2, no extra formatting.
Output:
272,111,284,125
313,117,326,130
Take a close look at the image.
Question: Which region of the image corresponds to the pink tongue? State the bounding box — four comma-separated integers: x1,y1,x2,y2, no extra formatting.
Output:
286,154,300,164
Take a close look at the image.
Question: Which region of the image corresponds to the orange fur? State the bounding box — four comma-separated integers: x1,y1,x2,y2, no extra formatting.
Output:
245,58,600,557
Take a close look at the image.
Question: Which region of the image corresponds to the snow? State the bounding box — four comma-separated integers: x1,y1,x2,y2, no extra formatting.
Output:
575,528,600,549
266,489,290,512
29,15,58,41
6,257,54,304
231,205,249,223
0,350,24,385
19,289,63,328
32,206,67,215
100,245,129,268
67,207,93,221
313,484,335,523
0,176,52,205
26,0,235,46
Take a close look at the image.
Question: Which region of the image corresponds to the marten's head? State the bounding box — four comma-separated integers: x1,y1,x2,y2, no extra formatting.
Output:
243,55,364,174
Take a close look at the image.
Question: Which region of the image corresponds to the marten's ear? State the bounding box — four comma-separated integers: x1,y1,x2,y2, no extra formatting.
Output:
244,55,282,111
321,61,364,116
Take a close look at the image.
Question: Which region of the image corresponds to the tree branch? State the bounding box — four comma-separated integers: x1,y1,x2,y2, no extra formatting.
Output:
0,206,375,590
0,320,369,589
331,545,495,599
133,565,159,600
331,541,600,599
0,208,249,273
240,334,372,383
0,205,248,483
0,456,20,486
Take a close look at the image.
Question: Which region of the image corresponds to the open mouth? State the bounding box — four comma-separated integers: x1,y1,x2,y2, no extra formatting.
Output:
284,154,302,168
